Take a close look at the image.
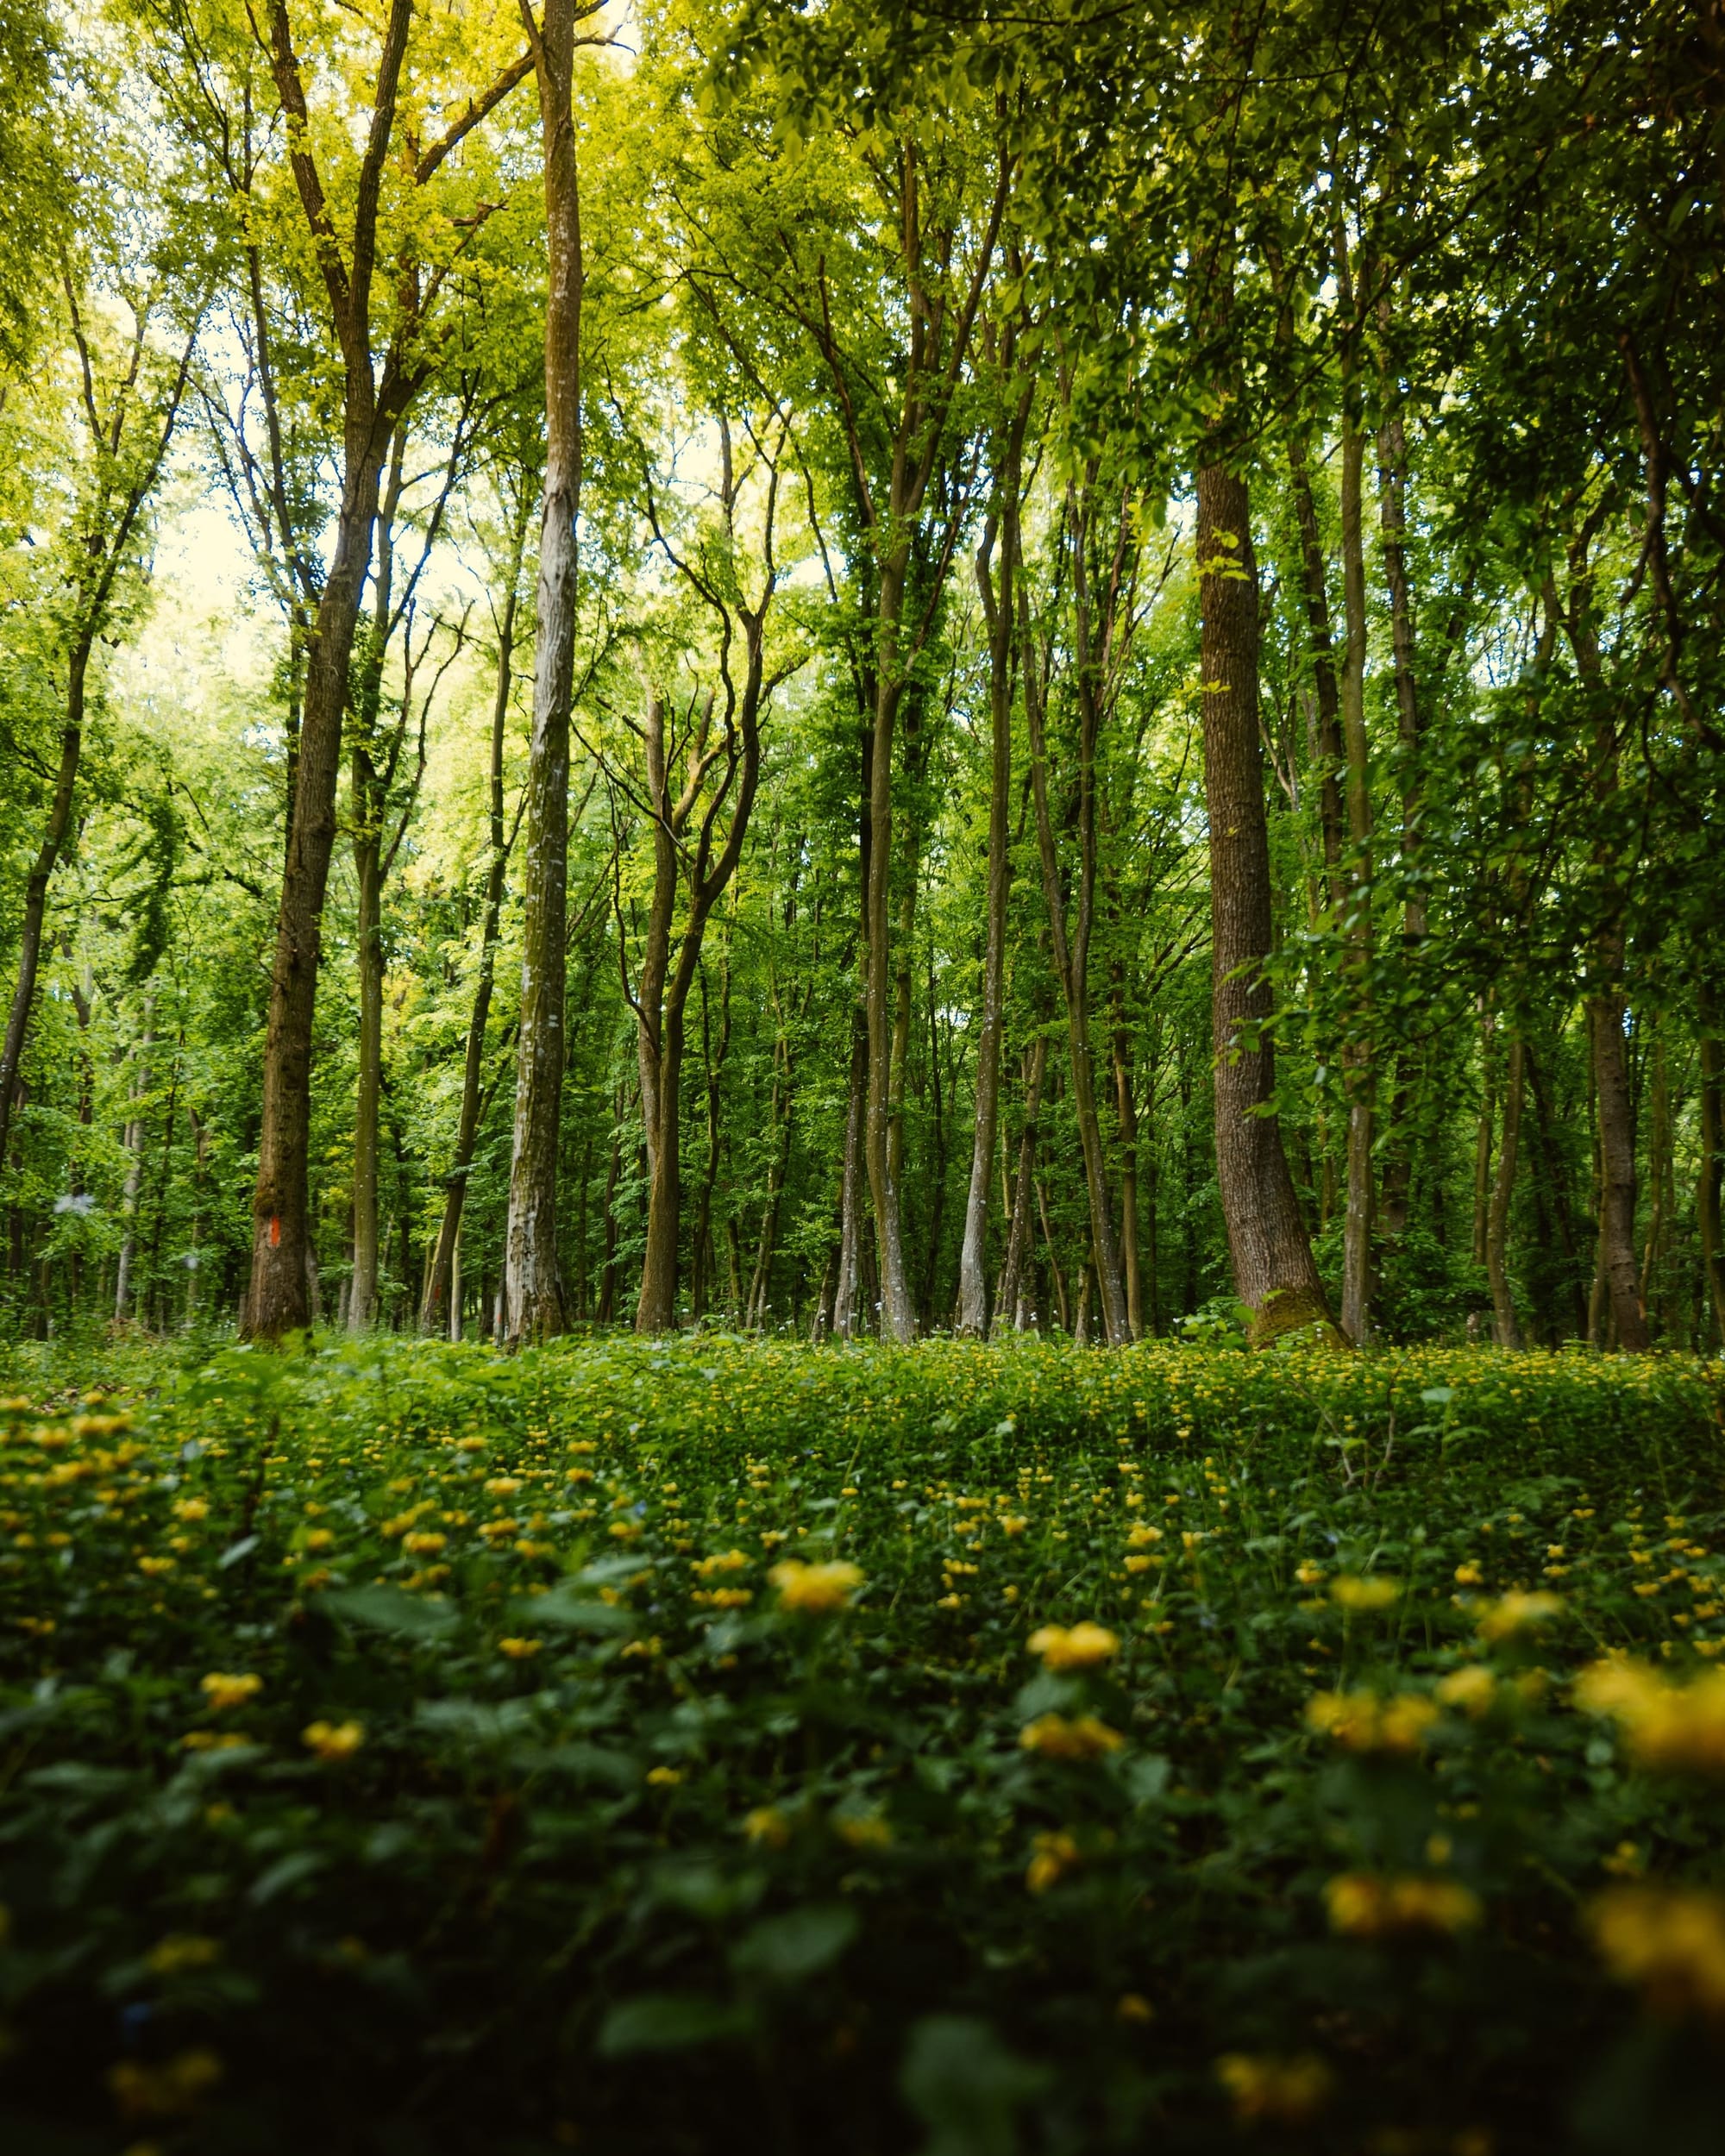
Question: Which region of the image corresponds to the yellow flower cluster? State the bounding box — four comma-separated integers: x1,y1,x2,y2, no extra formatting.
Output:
1019,1713,1124,1761
1214,2052,1333,2122
1436,1665,1496,1715
1026,1621,1119,1671
302,1719,365,1760
1329,1574,1400,1611
1575,1657,1725,1776
1026,1829,1080,1894
1305,1689,1437,1753
1475,1589,1563,1641
1589,1886,1725,2020
199,1672,262,1712
769,1558,862,1614
1324,1872,1483,1938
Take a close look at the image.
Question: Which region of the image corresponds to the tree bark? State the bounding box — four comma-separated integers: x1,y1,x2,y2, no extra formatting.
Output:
1486,1029,1525,1348
1021,523,1130,1348
505,0,584,1344
422,528,526,1332
114,1001,154,1323
1698,981,1725,1344
1335,237,1375,1347
958,374,1028,1336
1196,456,1337,1345
995,1028,1048,1333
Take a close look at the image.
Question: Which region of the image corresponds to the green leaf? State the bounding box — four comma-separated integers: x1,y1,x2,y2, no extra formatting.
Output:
595,1993,751,2056
527,1588,636,1632
323,1584,459,1639
900,2015,1050,2156
731,1902,858,1982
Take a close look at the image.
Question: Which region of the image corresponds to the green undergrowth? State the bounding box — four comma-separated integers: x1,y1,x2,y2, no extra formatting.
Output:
1,1334,1723,2155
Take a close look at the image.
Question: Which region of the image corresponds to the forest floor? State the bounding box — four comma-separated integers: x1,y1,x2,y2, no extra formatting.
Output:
0,1334,1722,2154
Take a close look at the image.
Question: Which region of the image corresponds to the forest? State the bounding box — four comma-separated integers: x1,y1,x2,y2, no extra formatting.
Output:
0,0,1716,1358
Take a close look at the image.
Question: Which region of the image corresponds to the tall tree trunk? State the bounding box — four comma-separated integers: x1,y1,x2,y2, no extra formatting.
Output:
1698,982,1725,1344
995,1029,1048,1333
1486,1030,1525,1349
1196,457,1337,1345
863,575,915,1341
634,697,681,1332
1638,1018,1669,1332
1022,567,1129,1348
833,1009,868,1338
957,374,1027,1334
1375,383,1426,1237
247,0,414,1338
1334,235,1375,1347
114,1000,154,1324
422,556,523,1332
505,0,584,1344
1559,564,1651,1351
0,655,90,1171
349,824,383,1329
1112,999,1143,1339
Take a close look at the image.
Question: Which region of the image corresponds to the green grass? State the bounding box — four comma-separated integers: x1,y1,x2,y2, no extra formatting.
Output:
1,1334,1723,2154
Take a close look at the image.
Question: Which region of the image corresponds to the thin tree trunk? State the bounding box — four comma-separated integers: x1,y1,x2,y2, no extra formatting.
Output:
1022,578,1129,1346
1698,987,1725,1344
422,554,524,1331
505,0,584,1344
1335,242,1375,1348
1638,1019,1668,1333
1195,454,1337,1344
957,373,1027,1332
996,1030,1048,1333
1112,982,1143,1338
0,661,90,1170
114,999,154,1324
833,1010,868,1337
1487,1031,1525,1349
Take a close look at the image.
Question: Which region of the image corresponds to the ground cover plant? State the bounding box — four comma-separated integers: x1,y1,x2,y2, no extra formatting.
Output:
1,1338,1723,2153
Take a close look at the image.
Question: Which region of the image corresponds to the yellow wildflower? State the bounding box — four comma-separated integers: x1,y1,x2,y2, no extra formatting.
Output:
1576,1657,1725,1776
1324,1872,1483,1939
108,2047,223,2121
1476,1590,1563,1641
1116,1992,1154,2023
1436,1665,1497,1715
743,1806,791,1849
199,1672,262,1712
1589,1886,1725,2020
1027,1621,1120,1671
1019,1713,1125,1761
173,1499,209,1523
833,1808,893,1851
694,1549,750,1577
1026,1829,1080,1894
497,1637,543,1660
1294,1563,1326,1586
1330,1574,1400,1611
301,1720,365,1761
646,1765,683,1787
401,1532,447,1556
769,1558,863,1614
1305,1689,1437,1753
1126,1525,1163,1548
147,1934,221,1976
1215,2053,1333,2124
1454,1563,1484,1587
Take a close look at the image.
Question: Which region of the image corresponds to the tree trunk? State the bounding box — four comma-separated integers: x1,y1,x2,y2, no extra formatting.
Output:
1375,388,1426,1237
957,387,1026,1333
1196,457,1337,1345
505,0,584,1344
1698,985,1725,1344
0,655,90,1170
833,1009,868,1338
422,559,522,1332
349,824,382,1329
995,1029,1048,1333
1638,1019,1669,1333
114,1000,154,1324
1336,375,1375,1347
1486,1030,1525,1349
1112,980,1143,1338
1022,567,1129,1347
